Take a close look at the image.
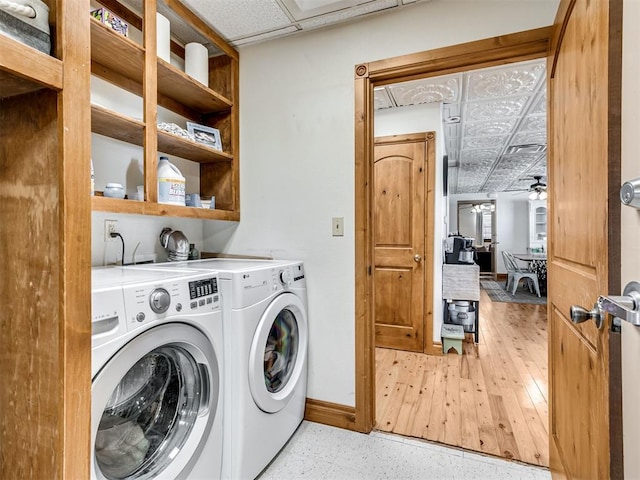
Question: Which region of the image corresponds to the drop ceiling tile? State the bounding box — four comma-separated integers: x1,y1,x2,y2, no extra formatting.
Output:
497,154,540,167
510,131,547,146
483,178,512,192
298,0,397,29
508,178,536,191
519,114,547,132
464,119,517,137
388,74,462,106
182,0,291,40
460,149,500,162
529,93,547,115
464,96,529,122
462,135,509,150
281,0,372,20
528,159,548,176
233,26,299,45
464,61,545,101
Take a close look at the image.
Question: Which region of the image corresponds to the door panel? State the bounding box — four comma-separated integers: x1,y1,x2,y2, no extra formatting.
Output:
374,268,413,327
373,134,431,352
548,0,621,477
374,157,413,246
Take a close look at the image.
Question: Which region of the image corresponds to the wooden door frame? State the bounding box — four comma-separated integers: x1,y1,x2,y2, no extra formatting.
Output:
354,27,553,432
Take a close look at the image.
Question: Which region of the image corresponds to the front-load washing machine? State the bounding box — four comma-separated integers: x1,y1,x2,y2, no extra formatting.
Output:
127,259,308,480
91,266,224,480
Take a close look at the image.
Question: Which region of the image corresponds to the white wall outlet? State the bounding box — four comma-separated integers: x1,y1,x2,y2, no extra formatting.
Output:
104,219,118,241
332,217,344,237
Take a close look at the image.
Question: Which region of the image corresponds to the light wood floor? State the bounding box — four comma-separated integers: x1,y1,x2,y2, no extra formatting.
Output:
375,288,549,467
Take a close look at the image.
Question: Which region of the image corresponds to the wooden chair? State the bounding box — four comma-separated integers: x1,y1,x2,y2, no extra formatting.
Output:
502,251,541,297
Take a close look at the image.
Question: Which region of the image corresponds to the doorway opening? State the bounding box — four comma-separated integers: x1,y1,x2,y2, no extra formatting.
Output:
456,200,496,279
354,27,552,467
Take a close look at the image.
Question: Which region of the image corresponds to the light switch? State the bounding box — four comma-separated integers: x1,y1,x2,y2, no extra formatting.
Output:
332,217,344,236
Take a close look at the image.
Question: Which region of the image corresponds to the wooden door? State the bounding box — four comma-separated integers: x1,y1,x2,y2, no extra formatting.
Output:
373,133,434,352
547,0,622,478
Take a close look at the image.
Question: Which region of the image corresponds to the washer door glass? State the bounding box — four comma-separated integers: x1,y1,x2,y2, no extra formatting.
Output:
92,324,219,480
264,309,298,393
249,293,308,413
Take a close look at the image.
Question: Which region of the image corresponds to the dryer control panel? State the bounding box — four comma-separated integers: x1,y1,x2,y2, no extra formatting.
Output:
122,274,221,330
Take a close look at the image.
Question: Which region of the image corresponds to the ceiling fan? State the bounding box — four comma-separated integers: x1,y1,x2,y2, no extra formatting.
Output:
527,175,547,200
510,175,548,199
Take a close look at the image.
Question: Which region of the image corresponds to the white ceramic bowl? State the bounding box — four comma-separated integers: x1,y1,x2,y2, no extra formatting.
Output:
104,183,125,199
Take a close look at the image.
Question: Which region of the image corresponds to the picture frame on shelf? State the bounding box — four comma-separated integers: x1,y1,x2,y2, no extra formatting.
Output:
186,122,222,151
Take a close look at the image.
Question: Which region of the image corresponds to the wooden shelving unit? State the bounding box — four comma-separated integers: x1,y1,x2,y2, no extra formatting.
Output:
1,1,239,477
0,34,63,97
92,195,240,221
0,1,92,478
90,17,144,83
157,58,232,112
89,0,240,220
157,129,233,163
91,104,145,144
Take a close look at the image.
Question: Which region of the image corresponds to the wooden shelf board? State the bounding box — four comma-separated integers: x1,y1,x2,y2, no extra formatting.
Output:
92,196,239,221
91,18,144,85
0,35,63,98
91,104,145,145
158,130,233,163
157,59,232,114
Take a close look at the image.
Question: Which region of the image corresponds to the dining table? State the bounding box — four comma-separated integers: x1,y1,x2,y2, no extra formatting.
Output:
512,252,547,295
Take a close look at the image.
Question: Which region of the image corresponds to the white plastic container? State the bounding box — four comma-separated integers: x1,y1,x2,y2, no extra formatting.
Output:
157,157,185,206
185,42,208,86
156,13,171,62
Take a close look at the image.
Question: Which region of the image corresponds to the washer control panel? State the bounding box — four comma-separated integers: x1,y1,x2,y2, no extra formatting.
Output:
122,274,221,330
270,263,306,292
188,276,219,311
149,288,171,313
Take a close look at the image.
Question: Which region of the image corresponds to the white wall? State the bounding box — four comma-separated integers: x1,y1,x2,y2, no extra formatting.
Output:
621,0,640,477
449,193,529,274
92,211,204,265
203,0,559,406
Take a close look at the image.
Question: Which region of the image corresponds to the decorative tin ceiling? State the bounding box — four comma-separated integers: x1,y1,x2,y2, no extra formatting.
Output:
181,0,430,46
375,59,548,195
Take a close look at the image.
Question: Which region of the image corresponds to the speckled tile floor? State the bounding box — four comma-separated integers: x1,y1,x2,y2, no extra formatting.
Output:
258,421,551,480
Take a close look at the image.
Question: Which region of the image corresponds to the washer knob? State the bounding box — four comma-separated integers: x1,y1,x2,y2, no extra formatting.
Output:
149,288,171,313
279,270,292,285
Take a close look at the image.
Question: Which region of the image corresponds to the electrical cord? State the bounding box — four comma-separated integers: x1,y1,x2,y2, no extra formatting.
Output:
110,232,125,266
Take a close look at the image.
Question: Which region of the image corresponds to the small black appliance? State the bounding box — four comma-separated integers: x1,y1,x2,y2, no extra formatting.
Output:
444,236,475,264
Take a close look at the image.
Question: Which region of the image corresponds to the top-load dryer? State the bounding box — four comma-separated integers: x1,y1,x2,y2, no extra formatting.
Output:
91,266,224,480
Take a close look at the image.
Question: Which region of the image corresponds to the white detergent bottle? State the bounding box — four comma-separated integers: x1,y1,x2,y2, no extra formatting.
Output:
157,156,186,206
